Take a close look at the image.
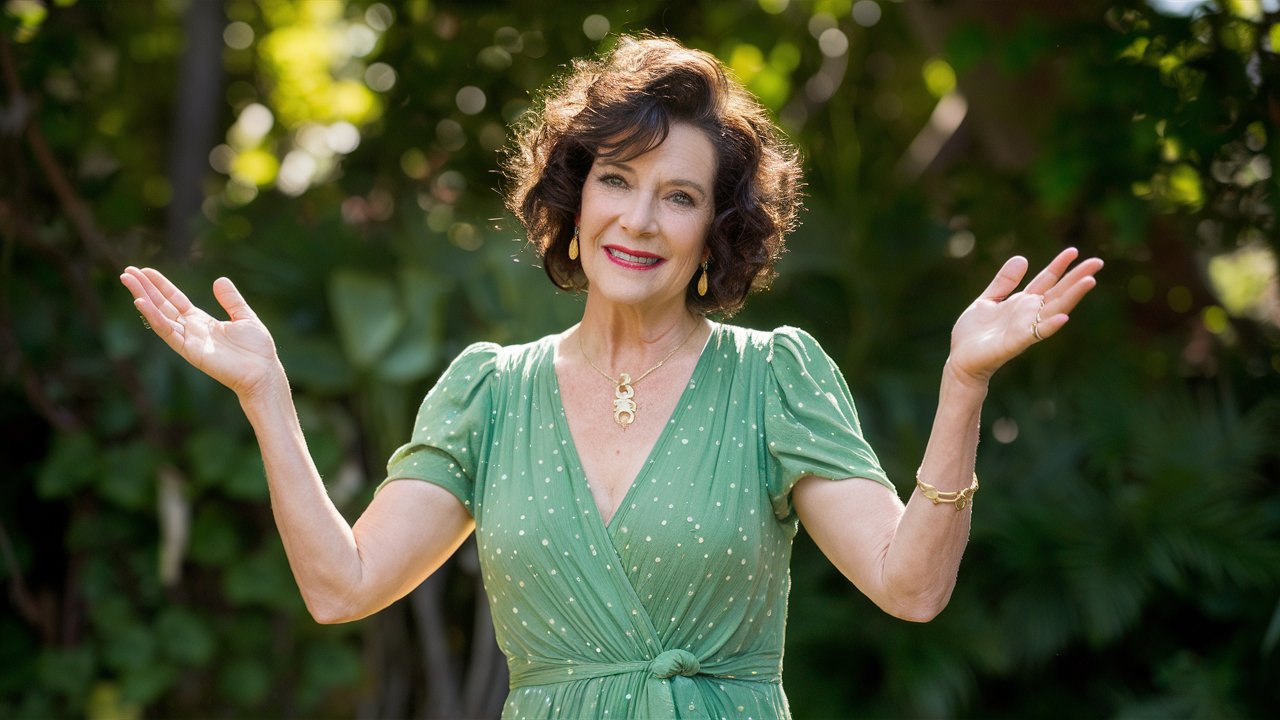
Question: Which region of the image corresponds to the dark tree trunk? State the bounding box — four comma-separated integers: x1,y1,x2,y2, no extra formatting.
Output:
166,0,224,261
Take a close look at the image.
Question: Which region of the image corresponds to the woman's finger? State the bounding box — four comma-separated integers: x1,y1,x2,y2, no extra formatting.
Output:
140,267,195,319
1046,274,1098,316
1045,257,1104,300
979,256,1029,301
213,277,258,322
1042,257,1103,315
1030,312,1070,342
125,266,181,321
1045,257,1100,296
121,273,184,344
121,268,170,320
1023,247,1080,296
122,266,169,317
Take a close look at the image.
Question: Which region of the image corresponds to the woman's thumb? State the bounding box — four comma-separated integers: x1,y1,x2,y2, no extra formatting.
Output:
213,277,257,321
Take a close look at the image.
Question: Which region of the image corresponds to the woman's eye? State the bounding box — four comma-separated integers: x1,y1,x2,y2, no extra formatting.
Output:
670,191,695,206
599,174,626,188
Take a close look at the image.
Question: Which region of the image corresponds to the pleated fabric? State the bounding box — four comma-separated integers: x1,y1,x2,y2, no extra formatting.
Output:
381,324,892,719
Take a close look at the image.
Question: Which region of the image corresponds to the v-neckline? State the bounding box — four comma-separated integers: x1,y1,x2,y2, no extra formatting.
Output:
548,323,719,534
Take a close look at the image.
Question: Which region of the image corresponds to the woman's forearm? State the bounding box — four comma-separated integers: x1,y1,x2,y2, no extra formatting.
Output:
880,360,986,618
238,370,363,621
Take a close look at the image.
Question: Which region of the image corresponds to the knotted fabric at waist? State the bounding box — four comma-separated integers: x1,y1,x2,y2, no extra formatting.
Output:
508,648,780,688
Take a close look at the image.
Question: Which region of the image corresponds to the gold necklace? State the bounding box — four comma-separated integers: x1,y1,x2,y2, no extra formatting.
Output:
578,320,702,427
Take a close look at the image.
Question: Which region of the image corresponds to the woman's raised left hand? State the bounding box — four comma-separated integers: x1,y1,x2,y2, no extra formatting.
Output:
946,248,1103,388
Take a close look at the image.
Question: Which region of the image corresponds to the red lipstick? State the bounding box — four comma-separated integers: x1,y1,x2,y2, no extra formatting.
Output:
603,245,665,270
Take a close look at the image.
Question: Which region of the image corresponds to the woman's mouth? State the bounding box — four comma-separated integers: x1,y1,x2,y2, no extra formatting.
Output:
604,246,664,269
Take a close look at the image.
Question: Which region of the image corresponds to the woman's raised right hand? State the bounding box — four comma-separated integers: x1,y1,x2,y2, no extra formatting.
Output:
120,266,284,401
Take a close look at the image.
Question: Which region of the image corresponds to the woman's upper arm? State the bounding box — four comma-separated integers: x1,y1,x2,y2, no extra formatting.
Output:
793,474,904,610
336,479,475,622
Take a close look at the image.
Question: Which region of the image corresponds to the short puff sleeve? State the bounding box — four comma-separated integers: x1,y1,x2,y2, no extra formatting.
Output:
377,342,499,514
765,327,892,523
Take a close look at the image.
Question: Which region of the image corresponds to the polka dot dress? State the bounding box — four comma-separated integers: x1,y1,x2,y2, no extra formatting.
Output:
380,324,891,719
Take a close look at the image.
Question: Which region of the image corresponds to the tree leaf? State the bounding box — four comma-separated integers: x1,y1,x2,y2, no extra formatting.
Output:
155,607,215,666
375,268,446,382
36,432,98,499
328,269,404,369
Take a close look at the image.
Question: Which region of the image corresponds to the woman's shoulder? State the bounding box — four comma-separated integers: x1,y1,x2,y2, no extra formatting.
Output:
449,333,558,377
713,322,824,361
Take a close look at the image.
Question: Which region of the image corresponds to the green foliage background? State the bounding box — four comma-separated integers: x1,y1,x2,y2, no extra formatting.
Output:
2,0,1279,717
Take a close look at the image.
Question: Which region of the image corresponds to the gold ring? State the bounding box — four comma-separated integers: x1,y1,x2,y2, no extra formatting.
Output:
1031,321,1044,341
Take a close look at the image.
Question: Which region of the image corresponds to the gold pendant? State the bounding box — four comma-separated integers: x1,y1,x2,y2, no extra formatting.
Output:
612,372,636,427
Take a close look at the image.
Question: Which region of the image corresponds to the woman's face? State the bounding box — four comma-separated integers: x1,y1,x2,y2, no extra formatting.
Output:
577,122,716,313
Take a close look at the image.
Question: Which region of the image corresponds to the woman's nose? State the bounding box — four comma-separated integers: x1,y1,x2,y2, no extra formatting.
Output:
618,193,658,236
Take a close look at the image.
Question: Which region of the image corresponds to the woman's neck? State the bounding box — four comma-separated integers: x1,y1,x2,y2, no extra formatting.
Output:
572,294,707,374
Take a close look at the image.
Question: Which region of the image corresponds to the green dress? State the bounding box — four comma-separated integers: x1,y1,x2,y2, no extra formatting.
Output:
381,324,892,719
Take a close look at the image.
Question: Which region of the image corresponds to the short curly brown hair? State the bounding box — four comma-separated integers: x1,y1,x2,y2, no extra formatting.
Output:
503,34,804,316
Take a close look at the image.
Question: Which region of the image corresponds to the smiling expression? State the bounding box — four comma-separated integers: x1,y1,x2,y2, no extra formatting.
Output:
577,122,717,312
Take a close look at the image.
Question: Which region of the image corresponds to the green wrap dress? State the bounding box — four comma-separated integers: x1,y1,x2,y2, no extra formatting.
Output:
380,324,892,719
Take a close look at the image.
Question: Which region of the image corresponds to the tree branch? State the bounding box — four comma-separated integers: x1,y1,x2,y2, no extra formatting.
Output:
0,33,122,270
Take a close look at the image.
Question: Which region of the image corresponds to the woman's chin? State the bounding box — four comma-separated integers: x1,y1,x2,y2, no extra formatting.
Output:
587,281,688,312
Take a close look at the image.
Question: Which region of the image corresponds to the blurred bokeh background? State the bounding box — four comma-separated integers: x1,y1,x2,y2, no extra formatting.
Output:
2,0,1279,717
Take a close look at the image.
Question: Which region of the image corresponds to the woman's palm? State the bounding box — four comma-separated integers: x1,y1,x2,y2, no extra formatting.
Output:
120,267,281,398
947,248,1103,385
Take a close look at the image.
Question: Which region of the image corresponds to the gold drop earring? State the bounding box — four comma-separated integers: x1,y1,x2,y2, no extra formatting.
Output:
697,260,709,297
568,226,580,260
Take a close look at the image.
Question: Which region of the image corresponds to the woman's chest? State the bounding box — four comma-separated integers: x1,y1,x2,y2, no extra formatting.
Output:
556,367,693,527
476,371,776,555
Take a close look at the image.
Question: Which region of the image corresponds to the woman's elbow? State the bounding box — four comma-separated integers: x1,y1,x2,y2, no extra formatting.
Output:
875,585,953,623
304,592,363,625
886,598,947,623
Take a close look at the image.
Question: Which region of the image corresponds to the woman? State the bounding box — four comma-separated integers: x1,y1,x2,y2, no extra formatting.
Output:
121,36,1101,720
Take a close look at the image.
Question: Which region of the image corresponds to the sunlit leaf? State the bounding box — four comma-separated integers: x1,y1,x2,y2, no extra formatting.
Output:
230,148,280,186
85,681,141,720
922,58,956,98
4,0,48,43
1166,162,1204,208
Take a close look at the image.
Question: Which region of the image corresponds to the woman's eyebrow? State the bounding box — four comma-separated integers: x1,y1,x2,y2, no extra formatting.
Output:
597,160,708,197
668,178,709,198
595,159,633,172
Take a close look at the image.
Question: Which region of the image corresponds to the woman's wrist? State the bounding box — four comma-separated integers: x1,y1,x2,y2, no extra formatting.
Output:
941,358,991,399
237,362,292,415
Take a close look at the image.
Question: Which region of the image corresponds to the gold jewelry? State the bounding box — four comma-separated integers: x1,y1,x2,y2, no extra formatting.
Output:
1031,297,1046,341
696,261,708,297
578,320,702,427
568,226,580,260
915,469,980,511
140,315,151,330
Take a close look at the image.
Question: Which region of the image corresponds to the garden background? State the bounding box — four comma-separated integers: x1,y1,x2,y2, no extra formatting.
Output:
2,0,1279,717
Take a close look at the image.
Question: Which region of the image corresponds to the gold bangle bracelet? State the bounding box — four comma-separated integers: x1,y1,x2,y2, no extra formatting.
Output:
915,470,980,511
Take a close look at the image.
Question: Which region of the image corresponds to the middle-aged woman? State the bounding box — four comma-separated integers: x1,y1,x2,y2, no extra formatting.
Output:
121,35,1101,720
